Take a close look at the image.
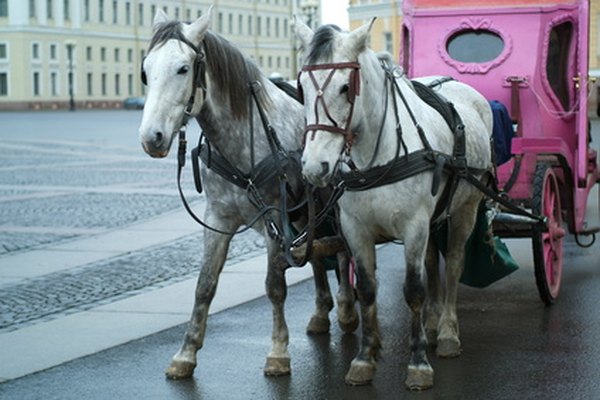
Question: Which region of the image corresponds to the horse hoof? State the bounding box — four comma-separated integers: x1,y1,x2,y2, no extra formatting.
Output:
165,360,196,380
345,360,375,386
405,365,434,390
306,315,330,334
338,315,359,334
264,356,291,376
436,337,461,358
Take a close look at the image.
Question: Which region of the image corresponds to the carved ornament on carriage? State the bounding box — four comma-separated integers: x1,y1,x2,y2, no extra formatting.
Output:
438,17,513,74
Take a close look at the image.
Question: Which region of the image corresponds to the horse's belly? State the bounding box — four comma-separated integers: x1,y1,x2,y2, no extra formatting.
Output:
338,186,433,242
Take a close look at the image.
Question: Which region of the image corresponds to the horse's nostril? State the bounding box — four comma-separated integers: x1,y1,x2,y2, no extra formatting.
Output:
320,162,330,176
155,131,164,143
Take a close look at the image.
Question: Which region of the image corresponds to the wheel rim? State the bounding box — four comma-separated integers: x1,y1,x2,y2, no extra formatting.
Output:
539,168,564,298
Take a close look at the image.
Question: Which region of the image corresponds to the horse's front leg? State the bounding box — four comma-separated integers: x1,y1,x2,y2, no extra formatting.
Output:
264,239,292,376
165,223,235,380
404,227,434,390
344,236,380,385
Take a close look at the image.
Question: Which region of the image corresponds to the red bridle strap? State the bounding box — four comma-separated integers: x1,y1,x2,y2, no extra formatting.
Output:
299,62,361,153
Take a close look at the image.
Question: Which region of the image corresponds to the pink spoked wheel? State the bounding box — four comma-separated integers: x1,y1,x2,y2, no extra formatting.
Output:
532,163,566,305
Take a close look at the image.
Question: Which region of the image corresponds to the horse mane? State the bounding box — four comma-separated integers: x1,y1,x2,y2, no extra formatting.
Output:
147,21,270,120
202,31,271,119
306,24,342,64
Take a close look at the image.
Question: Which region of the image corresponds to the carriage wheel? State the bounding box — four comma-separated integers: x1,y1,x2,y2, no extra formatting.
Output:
532,163,565,305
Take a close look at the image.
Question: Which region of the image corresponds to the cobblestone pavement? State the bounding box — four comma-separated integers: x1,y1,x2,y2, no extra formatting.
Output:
0,111,264,331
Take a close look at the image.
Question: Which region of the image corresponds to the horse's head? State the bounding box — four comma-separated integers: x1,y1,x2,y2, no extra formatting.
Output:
295,18,375,187
139,8,212,158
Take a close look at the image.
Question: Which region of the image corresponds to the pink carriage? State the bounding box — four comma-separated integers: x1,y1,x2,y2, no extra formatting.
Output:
402,0,600,303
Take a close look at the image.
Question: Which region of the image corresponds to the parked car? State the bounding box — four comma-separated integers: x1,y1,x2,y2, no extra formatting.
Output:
123,96,145,110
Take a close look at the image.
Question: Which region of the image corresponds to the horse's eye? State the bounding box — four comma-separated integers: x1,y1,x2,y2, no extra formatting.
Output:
177,65,190,75
340,84,349,94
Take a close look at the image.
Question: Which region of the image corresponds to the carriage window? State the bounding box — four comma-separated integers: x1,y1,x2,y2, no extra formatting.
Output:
546,22,573,110
446,30,504,63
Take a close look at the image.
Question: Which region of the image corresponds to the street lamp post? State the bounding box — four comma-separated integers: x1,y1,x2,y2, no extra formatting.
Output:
300,0,319,30
65,40,76,111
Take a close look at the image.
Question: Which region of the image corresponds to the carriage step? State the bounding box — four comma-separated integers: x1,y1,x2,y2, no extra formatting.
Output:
493,212,540,226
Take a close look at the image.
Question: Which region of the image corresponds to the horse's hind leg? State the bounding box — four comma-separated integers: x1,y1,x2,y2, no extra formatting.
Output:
436,195,480,358
424,239,442,346
306,257,334,334
403,227,434,390
165,227,234,380
264,239,292,376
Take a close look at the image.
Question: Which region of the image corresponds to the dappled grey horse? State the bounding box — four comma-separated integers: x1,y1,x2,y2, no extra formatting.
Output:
296,19,493,389
138,9,357,380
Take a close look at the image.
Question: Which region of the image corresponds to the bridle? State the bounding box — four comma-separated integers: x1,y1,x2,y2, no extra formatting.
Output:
141,35,207,128
298,62,361,154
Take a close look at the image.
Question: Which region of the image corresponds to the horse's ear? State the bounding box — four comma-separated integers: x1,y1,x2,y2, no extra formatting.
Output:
347,17,376,57
294,16,314,52
153,9,169,31
187,5,213,43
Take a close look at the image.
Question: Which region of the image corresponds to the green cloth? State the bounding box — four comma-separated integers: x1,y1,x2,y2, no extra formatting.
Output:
433,202,519,288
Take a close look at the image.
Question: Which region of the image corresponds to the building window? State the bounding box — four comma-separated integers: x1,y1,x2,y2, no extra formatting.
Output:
112,0,118,24
29,0,36,18
100,47,106,61
84,0,89,21
186,8,191,21
266,17,271,36
138,4,143,25
99,0,104,22
126,2,131,25
384,32,393,54
0,72,8,96
0,0,7,17
275,18,279,37
47,0,53,19
32,43,40,60
115,73,120,96
128,73,133,96
33,71,41,96
49,44,57,60
238,14,243,35
114,48,120,62
228,13,233,35
0,43,7,59
50,72,58,96
218,12,222,32
248,15,252,35
257,16,262,36
151,5,156,20
101,73,107,96
86,46,92,61
87,72,93,95
174,7,179,20
64,0,70,20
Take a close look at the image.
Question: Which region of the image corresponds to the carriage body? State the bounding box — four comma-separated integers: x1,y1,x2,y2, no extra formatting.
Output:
402,0,599,303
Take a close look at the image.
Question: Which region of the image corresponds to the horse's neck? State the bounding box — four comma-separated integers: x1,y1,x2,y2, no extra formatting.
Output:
200,84,302,172
351,62,426,168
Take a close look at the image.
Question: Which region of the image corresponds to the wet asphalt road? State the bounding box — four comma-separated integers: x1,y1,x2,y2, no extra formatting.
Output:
1,235,599,400
1,111,599,399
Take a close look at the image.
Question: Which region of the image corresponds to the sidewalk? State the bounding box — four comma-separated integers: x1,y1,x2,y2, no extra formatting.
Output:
0,206,313,382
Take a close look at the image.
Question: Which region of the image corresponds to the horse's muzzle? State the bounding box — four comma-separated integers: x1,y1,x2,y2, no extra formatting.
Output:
302,160,331,188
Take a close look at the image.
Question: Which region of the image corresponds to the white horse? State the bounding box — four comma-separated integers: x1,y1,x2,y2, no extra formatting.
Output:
295,19,493,390
139,9,358,380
